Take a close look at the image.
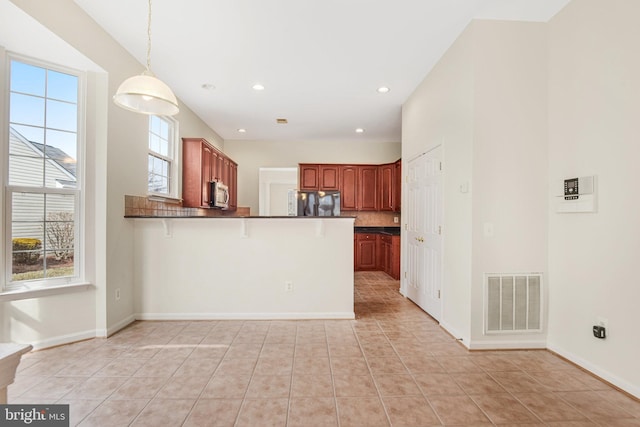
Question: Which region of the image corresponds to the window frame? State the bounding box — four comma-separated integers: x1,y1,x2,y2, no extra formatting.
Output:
2,53,85,292
147,115,180,200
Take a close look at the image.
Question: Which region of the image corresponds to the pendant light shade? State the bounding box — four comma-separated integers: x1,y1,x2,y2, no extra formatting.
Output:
113,71,179,116
113,0,179,116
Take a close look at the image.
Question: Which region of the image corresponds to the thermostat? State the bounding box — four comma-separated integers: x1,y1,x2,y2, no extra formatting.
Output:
557,176,596,213
564,178,579,200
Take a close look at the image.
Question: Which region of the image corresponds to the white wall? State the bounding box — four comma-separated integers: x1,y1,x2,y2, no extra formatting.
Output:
546,0,640,397
403,20,549,348
225,140,401,214
402,27,475,343
258,168,297,216
132,218,354,319
3,0,224,344
403,1,640,397
470,20,548,348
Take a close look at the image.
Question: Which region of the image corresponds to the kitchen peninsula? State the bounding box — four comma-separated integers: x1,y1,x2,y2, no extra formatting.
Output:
128,215,355,320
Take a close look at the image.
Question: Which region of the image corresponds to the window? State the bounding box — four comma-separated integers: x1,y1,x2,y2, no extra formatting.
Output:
148,115,178,198
4,57,83,290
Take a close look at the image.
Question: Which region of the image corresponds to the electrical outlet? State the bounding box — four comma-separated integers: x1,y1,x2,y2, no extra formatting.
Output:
115,288,121,301
393,216,399,224
285,281,294,292
593,325,606,339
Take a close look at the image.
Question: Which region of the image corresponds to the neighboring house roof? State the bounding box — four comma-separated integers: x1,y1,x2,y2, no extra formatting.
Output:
30,141,77,177
9,126,77,180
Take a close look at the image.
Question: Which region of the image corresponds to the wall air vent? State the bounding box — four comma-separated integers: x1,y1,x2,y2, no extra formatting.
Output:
485,273,543,334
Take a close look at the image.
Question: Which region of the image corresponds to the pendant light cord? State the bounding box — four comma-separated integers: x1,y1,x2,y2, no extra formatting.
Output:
146,0,152,71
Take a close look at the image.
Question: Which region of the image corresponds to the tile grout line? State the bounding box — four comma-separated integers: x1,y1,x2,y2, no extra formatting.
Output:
176,321,233,427
385,322,447,426
351,318,393,426
325,320,343,427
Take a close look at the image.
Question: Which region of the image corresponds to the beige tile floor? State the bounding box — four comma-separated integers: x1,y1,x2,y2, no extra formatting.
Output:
9,271,640,426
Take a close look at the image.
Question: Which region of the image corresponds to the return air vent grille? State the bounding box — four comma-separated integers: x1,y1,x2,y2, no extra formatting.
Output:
485,273,542,334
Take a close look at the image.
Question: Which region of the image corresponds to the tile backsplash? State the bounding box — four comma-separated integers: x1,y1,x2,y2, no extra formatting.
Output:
124,195,249,217
352,211,400,226
125,195,397,224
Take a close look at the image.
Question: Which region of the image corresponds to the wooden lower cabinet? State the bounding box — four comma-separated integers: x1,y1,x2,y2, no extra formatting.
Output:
380,234,401,280
355,233,378,270
354,232,400,279
391,235,400,279
380,235,392,275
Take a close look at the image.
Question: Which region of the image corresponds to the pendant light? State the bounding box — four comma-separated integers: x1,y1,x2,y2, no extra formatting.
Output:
113,0,179,116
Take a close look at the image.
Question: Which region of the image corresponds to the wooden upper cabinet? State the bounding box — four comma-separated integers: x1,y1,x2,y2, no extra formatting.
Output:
378,163,394,211
358,165,378,211
320,165,340,190
341,164,378,211
299,161,398,212
394,159,402,212
201,145,213,206
340,165,358,210
299,164,320,190
222,157,231,188
228,161,238,210
210,150,219,184
300,164,339,190
182,138,212,208
182,137,238,210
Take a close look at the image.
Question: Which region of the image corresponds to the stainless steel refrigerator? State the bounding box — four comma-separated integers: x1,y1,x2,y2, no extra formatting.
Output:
294,191,341,216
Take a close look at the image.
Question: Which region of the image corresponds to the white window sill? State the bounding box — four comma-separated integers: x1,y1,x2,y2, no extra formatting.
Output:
0,282,93,302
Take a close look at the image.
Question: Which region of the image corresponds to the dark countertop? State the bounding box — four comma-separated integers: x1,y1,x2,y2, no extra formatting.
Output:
125,215,357,219
354,226,401,236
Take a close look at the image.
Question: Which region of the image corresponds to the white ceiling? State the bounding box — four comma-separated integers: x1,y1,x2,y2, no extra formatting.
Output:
71,0,569,143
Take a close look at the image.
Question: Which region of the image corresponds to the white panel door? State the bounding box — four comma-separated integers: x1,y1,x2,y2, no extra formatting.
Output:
405,146,443,320
406,155,425,305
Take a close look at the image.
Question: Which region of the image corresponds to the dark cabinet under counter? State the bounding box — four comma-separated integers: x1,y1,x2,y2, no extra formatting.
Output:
353,227,400,279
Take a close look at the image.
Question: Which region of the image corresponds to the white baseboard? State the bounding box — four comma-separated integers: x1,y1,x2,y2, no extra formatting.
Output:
29,329,97,351
439,320,470,349
547,342,640,399
135,312,356,321
106,314,136,337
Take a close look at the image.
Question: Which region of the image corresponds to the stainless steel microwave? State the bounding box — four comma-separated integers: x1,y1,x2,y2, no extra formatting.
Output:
210,181,229,209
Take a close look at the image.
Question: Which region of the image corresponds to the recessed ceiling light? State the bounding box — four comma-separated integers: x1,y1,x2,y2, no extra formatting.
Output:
355,128,365,133
276,118,288,124
201,83,216,90
252,83,265,91
237,128,246,133
377,86,390,93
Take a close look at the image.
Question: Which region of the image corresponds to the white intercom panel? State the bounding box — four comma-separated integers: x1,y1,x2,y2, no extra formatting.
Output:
556,176,596,213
